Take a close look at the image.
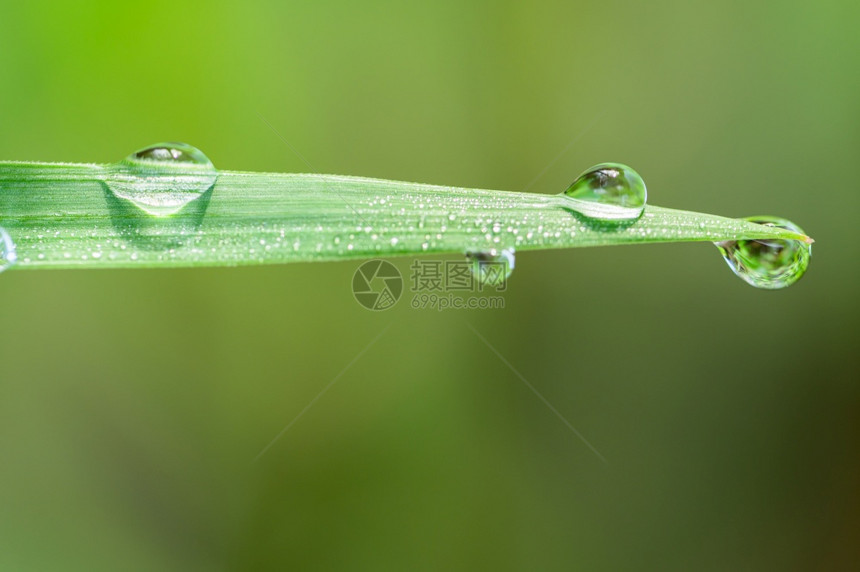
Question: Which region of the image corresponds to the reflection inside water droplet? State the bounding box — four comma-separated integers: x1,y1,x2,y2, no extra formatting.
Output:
466,247,515,288
0,226,17,273
715,216,811,289
561,163,646,222
105,142,218,216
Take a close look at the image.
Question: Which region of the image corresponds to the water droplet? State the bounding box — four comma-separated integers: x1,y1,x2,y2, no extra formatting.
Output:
466,248,515,287
562,163,646,221
103,143,217,249
715,216,811,289
0,227,17,273
106,142,218,216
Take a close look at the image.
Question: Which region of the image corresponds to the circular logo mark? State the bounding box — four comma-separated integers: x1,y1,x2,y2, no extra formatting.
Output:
352,260,403,311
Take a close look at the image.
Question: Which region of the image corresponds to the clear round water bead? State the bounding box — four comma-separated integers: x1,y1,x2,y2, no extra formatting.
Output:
105,142,218,216
715,216,811,289
562,163,647,221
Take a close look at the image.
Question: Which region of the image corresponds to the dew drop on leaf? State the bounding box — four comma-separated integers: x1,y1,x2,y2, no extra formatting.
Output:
465,247,515,287
562,163,646,221
106,142,218,216
0,226,17,273
714,216,811,289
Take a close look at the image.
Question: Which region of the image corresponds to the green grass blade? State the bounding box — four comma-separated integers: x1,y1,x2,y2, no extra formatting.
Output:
0,161,812,270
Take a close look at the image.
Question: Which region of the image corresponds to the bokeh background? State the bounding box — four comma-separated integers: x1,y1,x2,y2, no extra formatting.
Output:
1,0,858,569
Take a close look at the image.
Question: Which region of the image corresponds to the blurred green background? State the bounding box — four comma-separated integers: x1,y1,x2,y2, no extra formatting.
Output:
1,0,858,569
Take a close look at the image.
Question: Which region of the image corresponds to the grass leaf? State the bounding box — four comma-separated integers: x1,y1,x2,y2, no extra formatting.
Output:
0,161,812,270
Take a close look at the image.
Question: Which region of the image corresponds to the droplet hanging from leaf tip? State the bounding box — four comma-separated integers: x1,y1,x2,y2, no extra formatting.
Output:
715,216,811,289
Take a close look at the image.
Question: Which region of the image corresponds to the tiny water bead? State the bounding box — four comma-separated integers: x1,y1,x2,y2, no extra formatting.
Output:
105,142,218,216
466,247,515,287
562,163,647,221
0,226,17,273
715,216,811,290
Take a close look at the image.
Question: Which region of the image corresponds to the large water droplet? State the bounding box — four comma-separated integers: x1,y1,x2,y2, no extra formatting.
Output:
105,142,218,216
0,227,17,273
562,163,646,221
102,143,217,249
715,216,811,289
466,247,515,288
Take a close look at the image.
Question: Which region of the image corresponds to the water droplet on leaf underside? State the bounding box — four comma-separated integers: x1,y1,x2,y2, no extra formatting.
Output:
562,163,646,221
0,227,17,273
466,248,515,287
715,216,811,289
